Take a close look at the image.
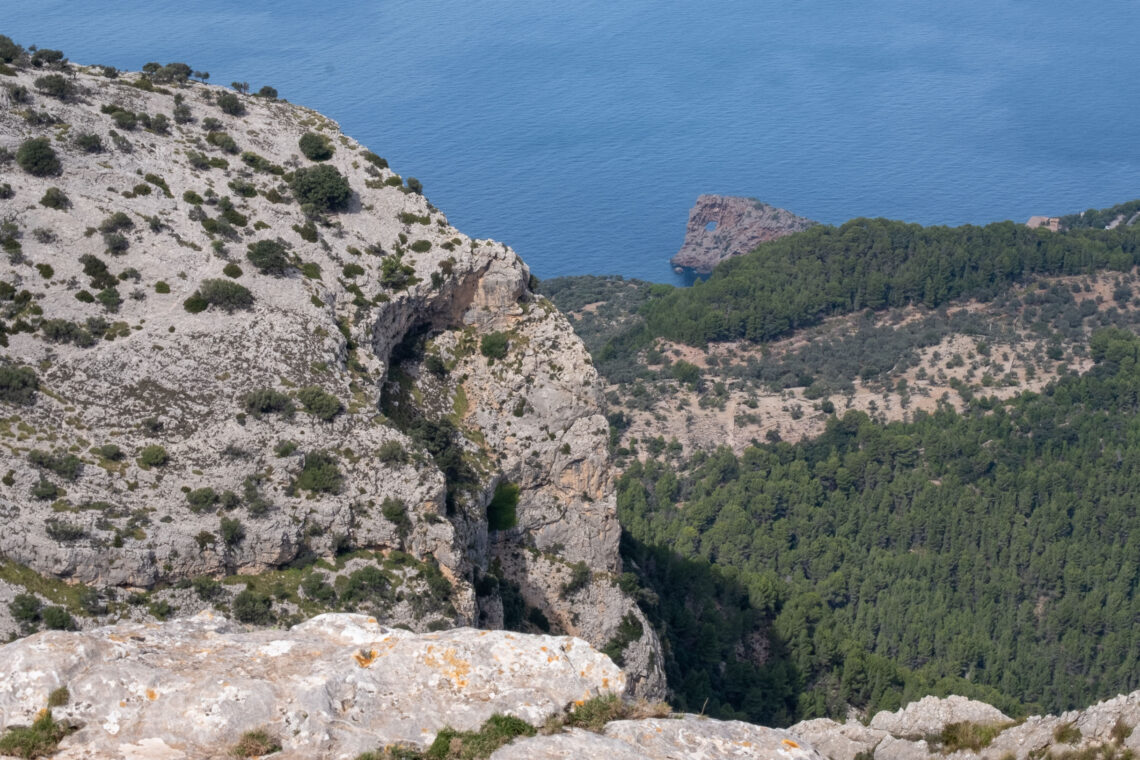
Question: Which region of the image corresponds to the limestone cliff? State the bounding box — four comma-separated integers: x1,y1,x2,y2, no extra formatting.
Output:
0,58,662,695
670,194,816,273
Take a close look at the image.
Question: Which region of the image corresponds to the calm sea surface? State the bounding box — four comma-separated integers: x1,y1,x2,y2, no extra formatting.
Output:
4,2,1139,282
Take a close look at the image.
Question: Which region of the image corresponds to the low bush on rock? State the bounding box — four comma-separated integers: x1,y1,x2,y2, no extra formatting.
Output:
184,279,254,313
16,137,61,177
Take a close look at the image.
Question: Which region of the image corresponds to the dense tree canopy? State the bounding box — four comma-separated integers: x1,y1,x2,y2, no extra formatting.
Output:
619,329,1140,722
617,217,1140,350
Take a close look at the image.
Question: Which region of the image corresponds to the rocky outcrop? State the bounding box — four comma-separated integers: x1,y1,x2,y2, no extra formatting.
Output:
867,695,1010,737
0,59,662,695
0,613,814,760
670,194,816,273
790,693,1140,760
493,716,828,760
0,612,623,759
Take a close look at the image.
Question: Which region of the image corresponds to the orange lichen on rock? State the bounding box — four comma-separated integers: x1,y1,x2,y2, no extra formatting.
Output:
423,647,472,688
145,689,157,701
354,648,378,668
783,739,800,748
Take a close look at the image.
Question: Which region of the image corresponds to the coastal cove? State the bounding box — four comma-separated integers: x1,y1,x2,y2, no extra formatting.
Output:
3,2,1139,281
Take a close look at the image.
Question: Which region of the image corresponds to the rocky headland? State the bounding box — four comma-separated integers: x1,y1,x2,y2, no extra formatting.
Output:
670,194,816,273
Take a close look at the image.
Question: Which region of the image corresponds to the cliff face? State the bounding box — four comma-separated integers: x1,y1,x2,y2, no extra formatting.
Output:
0,60,661,695
670,194,816,273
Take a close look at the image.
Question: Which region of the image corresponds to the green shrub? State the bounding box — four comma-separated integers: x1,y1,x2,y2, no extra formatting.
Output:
228,178,257,198
154,281,171,294
362,151,388,169
138,445,169,468
96,443,123,461
9,593,41,625
96,286,122,312
192,576,223,601
600,613,644,667
256,85,278,99
406,177,423,195
40,319,95,347
0,708,74,758
409,240,432,253
46,687,69,708
240,151,284,174
480,332,509,361
231,728,281,758
16,137,61,177
487,482,519,531
74,132,104,153
220,517,245,545
560,561,591,597
35,263,54,279
0,365,38,405
38,187,69,210
144,173,172,197
103,232,129,255
231,589,274,624
295,450,343,494
297,386,342,421
0,35,23,63
290,164,352,212
342,262,365,279
1054,722,1081,745
110,109,138,130
0,183,13,199
274,440,298,458
216,91,245,116
223,262,243,278
28,449,82,480
243,388,294,418
34,73,75,100
41,606,75,630
186,279,254,313
246,240,293,276
31,477,60,501
382,498,412,540
99,212,133,233
31,48,65,68
339,565,391,609
380,254,416,290
298,132,334,161
424,714,535,760
563,694,627,732
45,519,87,543
941,722,1012,753
186,487,218,513
206,130,239,154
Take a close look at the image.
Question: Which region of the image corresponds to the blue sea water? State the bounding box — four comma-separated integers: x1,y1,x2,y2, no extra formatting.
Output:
4,1,1139,283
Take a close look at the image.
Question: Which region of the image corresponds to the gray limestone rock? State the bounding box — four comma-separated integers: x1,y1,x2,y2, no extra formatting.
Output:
874,735,931,760
493,715,830,760
869,695,1010,738
790,717,889,760
0,612,623,759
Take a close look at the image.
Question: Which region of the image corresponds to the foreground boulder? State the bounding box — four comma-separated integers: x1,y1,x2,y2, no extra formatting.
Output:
492,716,828,760
0,613,623,759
